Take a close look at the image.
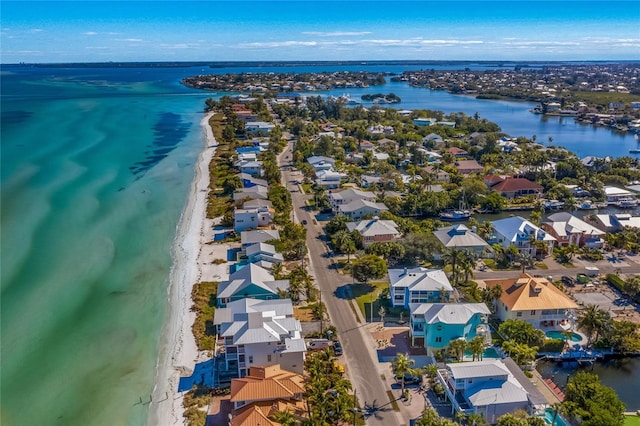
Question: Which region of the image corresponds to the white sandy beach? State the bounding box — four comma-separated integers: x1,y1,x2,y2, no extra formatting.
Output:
148,112,232,426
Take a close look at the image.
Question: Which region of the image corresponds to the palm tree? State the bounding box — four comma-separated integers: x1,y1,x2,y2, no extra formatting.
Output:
443,247,467,286
448,339,467,362
468,336,486,361
271,409,297,426
516,251,535,273
391,353,416,395
550,402,564,426
578,304,612,346
272,262,284,280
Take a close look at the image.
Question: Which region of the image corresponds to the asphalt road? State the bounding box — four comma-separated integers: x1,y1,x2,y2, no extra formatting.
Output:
277,143,405,426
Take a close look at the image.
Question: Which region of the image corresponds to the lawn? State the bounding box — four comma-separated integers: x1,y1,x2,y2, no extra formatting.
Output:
625,415,640,426
353,281,407,322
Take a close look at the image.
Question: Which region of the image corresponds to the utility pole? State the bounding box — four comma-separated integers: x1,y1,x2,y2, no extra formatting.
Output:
319,290,323,334
352,388,357,426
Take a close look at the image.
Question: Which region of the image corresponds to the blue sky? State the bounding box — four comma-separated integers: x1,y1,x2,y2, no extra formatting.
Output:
2,1,639,63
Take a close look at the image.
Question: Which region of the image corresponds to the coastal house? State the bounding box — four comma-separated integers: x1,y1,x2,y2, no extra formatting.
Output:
437,358,547,423
214,298,305,378
484,274,578,329
360,175,382,188
236,160,264,178
423,133,444,147
229,365,308,426
433,224,491,256
243,242,284,267
233,186,269,203
329,188,377,212
488,177,543,199
241,229,280,249
245,121,275,136
307,155,335,173
447,147,469,158
455,159,484,175
413,117,439,127
603,185,635,204
216,263,289,307
239,172,268,189
423,165,450,182
346,217,400,247
389,267,454,309
337,199,388,220
541,212,605,248
234,204,274,233
409,303,491,352
585,213,640,232
490,216,556,256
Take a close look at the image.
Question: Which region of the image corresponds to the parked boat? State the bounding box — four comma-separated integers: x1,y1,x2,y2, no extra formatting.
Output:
543,199,565,210
630,149,640,154
616,198,639,208
439,209,472,221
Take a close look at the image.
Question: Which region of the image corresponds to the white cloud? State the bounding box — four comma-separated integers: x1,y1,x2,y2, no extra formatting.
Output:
29,29,44,33
114,38,144,42
83,32,98,36
302,31,371,37
237,41,318,48
159,43,201,49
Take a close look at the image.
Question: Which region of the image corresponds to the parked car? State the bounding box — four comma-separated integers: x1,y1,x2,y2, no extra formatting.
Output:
332,340,343,356
395,372,422,385
307,339,331,351
302,219,308,225
561,275,575,286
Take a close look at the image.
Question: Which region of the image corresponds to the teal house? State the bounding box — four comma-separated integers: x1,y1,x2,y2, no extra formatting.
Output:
216,263,289,307
409,303,491,354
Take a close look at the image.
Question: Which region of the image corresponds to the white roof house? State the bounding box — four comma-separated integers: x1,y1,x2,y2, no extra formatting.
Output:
438,359,545,423
433,224,490,254
603,185,634,202
389,267,454,309
410,303,491,325
241,229,280,248
244,242,284,266
214,298,306,377
491,216,556,256
337,199,388,220
329,188,377,211
542,212,604,248
216,263,289,307
346,217,400,246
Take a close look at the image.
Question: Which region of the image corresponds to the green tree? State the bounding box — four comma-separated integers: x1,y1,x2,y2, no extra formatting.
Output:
448,338,467,362
270,409,297,426
578,304,612,346
351,255,387,284
499,319,545,346
563,371,625,426
391,353,416,394
468,335,486,361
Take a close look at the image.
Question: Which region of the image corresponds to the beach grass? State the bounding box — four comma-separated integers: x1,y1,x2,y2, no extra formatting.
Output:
191,281,218,351
183,383,210,426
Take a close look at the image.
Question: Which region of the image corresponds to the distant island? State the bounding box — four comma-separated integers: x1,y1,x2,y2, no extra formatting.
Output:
361,93,401,103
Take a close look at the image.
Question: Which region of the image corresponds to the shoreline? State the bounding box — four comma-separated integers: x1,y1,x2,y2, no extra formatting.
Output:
148,112,230,425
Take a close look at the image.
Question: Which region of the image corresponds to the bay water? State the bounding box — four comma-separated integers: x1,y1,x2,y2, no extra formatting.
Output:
1,63,637,425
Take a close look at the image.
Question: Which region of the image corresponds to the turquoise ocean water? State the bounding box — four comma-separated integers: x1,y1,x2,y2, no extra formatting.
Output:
2,63,638,425
1,66,209,425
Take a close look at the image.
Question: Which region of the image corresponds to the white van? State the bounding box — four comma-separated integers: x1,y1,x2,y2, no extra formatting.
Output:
307,339,331,351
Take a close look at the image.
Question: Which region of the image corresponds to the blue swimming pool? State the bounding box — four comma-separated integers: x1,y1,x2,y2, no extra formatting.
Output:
545,331,582,342
543,407,569,426
463,347,502,360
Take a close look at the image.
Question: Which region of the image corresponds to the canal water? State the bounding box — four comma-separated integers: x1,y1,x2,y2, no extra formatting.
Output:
537,358,640,411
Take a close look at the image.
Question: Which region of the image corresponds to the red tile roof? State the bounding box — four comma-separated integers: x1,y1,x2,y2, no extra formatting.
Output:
492,178,543,192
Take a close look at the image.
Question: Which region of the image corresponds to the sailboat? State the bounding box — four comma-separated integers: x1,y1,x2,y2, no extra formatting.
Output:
439,193,472,221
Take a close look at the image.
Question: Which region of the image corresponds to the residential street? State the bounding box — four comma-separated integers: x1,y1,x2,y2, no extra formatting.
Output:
278,143,408,426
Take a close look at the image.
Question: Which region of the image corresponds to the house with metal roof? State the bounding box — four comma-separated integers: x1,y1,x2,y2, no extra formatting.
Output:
409,303,491,352
541,212,604,248
490,216,556,256
346,217,400,247
240,229,280,249
484,274,578,329
216,263,289,307
389,267,454,309
329,188,377,212
433,224,491,255
229,365,308,426
214,299,306,378
437,358,547,423
338,199,388,220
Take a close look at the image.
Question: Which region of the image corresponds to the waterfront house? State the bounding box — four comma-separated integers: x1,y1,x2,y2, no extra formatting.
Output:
413,117,439,127
389,267,454,309
585,213,640,232
337,199,388,220
488,177,543,199
409,303,491,352
243,242,284,266
541,212,605,248
490,216,556,256
455,159,484,175
245,121,275,136
236,160,264,177
229,365,307,426
234,203,274,233
233,186,269,203
433,224,491,256
216,263,289,307
239,173,268,189
329,188,377,212
484,274,578,329
603,185,635,203
241,229,280,249
437,358,547,423
214,299,305,378
346,217,400,247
